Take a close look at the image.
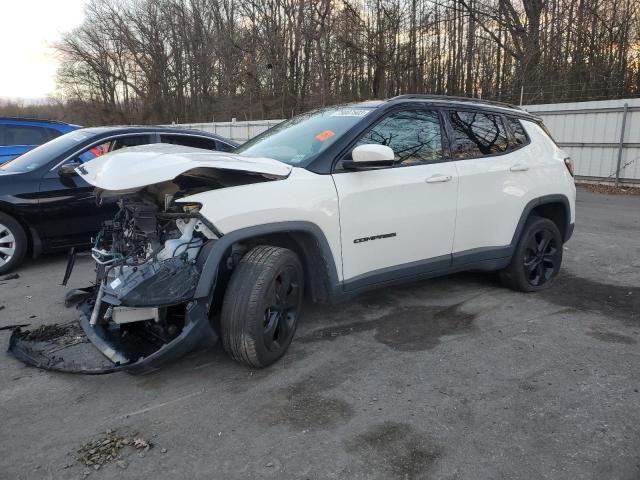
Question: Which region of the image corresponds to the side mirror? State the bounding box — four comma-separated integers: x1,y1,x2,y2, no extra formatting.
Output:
58,163,79,177
343,144,395,170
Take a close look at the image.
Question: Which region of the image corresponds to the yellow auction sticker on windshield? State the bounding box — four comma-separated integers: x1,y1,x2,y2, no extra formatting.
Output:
315,130,336,141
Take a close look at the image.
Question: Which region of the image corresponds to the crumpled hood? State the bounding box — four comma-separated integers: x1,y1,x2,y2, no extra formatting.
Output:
76,143,291,191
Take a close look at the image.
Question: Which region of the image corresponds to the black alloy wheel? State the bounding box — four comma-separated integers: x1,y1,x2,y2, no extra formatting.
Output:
263,265,301,352
499,216,563,292
221,245,304,368
523,228,561,287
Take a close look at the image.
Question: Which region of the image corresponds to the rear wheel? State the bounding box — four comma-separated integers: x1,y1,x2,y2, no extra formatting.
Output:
220,245,304,368
499,216,563,292
0,212,27,275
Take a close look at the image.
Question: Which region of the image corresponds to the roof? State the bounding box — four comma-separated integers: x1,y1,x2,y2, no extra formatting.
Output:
388,94,521,110
348,95,539,120
0,117,80,127
384,94,540,120
77,126,239,145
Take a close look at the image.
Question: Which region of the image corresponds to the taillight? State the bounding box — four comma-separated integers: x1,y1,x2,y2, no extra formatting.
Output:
564,157,575,177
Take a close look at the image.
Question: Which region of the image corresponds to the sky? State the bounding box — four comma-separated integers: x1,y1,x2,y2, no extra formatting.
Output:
0,0,87,100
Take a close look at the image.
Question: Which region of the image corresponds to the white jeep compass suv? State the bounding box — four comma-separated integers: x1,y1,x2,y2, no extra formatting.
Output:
10,95,576,373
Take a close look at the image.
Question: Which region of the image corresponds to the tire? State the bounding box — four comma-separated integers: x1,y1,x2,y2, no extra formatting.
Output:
499,216,563,292
220,245,304,368
0,212,27,275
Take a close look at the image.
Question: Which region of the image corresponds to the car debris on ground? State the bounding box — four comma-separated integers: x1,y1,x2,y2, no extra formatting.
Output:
75,430,154,470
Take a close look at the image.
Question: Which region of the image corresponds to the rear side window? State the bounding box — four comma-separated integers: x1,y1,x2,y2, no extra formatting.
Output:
506,117,529,146
448,111,509,159
45,127,63,141
161,134,218,150
353,109,444,166
3,125,50,146
216,140,234,152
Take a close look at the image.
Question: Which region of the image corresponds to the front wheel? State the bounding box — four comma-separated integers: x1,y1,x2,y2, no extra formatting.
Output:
0,212,27,275
499,216,563,292
220,245,304,368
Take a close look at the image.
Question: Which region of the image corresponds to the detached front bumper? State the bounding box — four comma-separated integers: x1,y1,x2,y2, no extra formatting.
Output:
79,295,217,374
9,291,217,375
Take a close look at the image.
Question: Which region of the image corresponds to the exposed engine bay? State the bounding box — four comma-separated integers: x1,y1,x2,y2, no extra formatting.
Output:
84,192,218,364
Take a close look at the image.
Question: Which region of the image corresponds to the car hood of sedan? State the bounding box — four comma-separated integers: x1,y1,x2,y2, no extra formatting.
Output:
76,143,292,191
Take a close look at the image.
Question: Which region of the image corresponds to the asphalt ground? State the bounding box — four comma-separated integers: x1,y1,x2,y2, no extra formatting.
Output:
0,187,638,480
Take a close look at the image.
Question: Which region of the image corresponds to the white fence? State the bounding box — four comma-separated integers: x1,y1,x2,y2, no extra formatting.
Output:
176,98,640,183
171,119,283,143
526,99,640,183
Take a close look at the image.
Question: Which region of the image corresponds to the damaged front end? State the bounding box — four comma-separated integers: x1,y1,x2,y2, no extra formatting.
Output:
9,145,292,374
12,195,219,374
84,194,220,373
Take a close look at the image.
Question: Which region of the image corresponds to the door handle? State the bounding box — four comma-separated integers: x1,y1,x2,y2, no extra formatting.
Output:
510,163,529,172
425,174,452,183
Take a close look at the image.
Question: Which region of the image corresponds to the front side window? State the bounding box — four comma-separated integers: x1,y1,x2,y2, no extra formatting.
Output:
77,141,114,163
352,109,443,166
72,135,151,164
448,111,509,159
235,106,373,165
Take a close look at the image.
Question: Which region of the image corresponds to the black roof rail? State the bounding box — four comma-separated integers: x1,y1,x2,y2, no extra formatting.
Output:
0,116,77,125
387,94,523,111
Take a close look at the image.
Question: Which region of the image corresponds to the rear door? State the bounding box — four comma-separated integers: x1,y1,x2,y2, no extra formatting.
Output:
447,110,531,263
332,108,458,289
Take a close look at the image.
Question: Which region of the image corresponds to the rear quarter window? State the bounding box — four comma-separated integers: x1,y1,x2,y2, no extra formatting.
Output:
505,117,529,146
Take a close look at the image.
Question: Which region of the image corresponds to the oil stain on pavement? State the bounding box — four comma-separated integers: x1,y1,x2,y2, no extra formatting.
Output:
301,303,476,351
587,327,637,344
540,272,639,323
344,421,442,480
258,362,355,430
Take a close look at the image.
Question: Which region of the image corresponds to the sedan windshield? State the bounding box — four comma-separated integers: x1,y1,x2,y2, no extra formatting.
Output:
234,106,373,165
0,130,96,173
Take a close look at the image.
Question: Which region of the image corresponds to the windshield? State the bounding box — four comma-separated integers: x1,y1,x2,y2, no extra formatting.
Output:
234,106,373,165
0,130,96,173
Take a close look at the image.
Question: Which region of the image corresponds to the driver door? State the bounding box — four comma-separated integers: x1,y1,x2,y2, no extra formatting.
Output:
331,109,458,290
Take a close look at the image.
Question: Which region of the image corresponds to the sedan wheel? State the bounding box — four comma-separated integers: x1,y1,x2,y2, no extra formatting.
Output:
0,223,16,268
0,213,27,275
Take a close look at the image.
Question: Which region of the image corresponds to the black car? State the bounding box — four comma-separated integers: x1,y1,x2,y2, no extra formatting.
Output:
0,126,237,273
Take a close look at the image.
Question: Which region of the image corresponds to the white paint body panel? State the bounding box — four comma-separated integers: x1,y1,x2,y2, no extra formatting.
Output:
76,143,291,191
452,120,576,253
332,163,458,281
180,168,344,280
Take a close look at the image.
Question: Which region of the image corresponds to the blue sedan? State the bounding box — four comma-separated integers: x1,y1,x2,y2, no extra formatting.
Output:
0,117,80,164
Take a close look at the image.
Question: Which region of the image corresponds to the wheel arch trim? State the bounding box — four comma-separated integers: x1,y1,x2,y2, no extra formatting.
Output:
511,194,573,245
194,221,341,300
